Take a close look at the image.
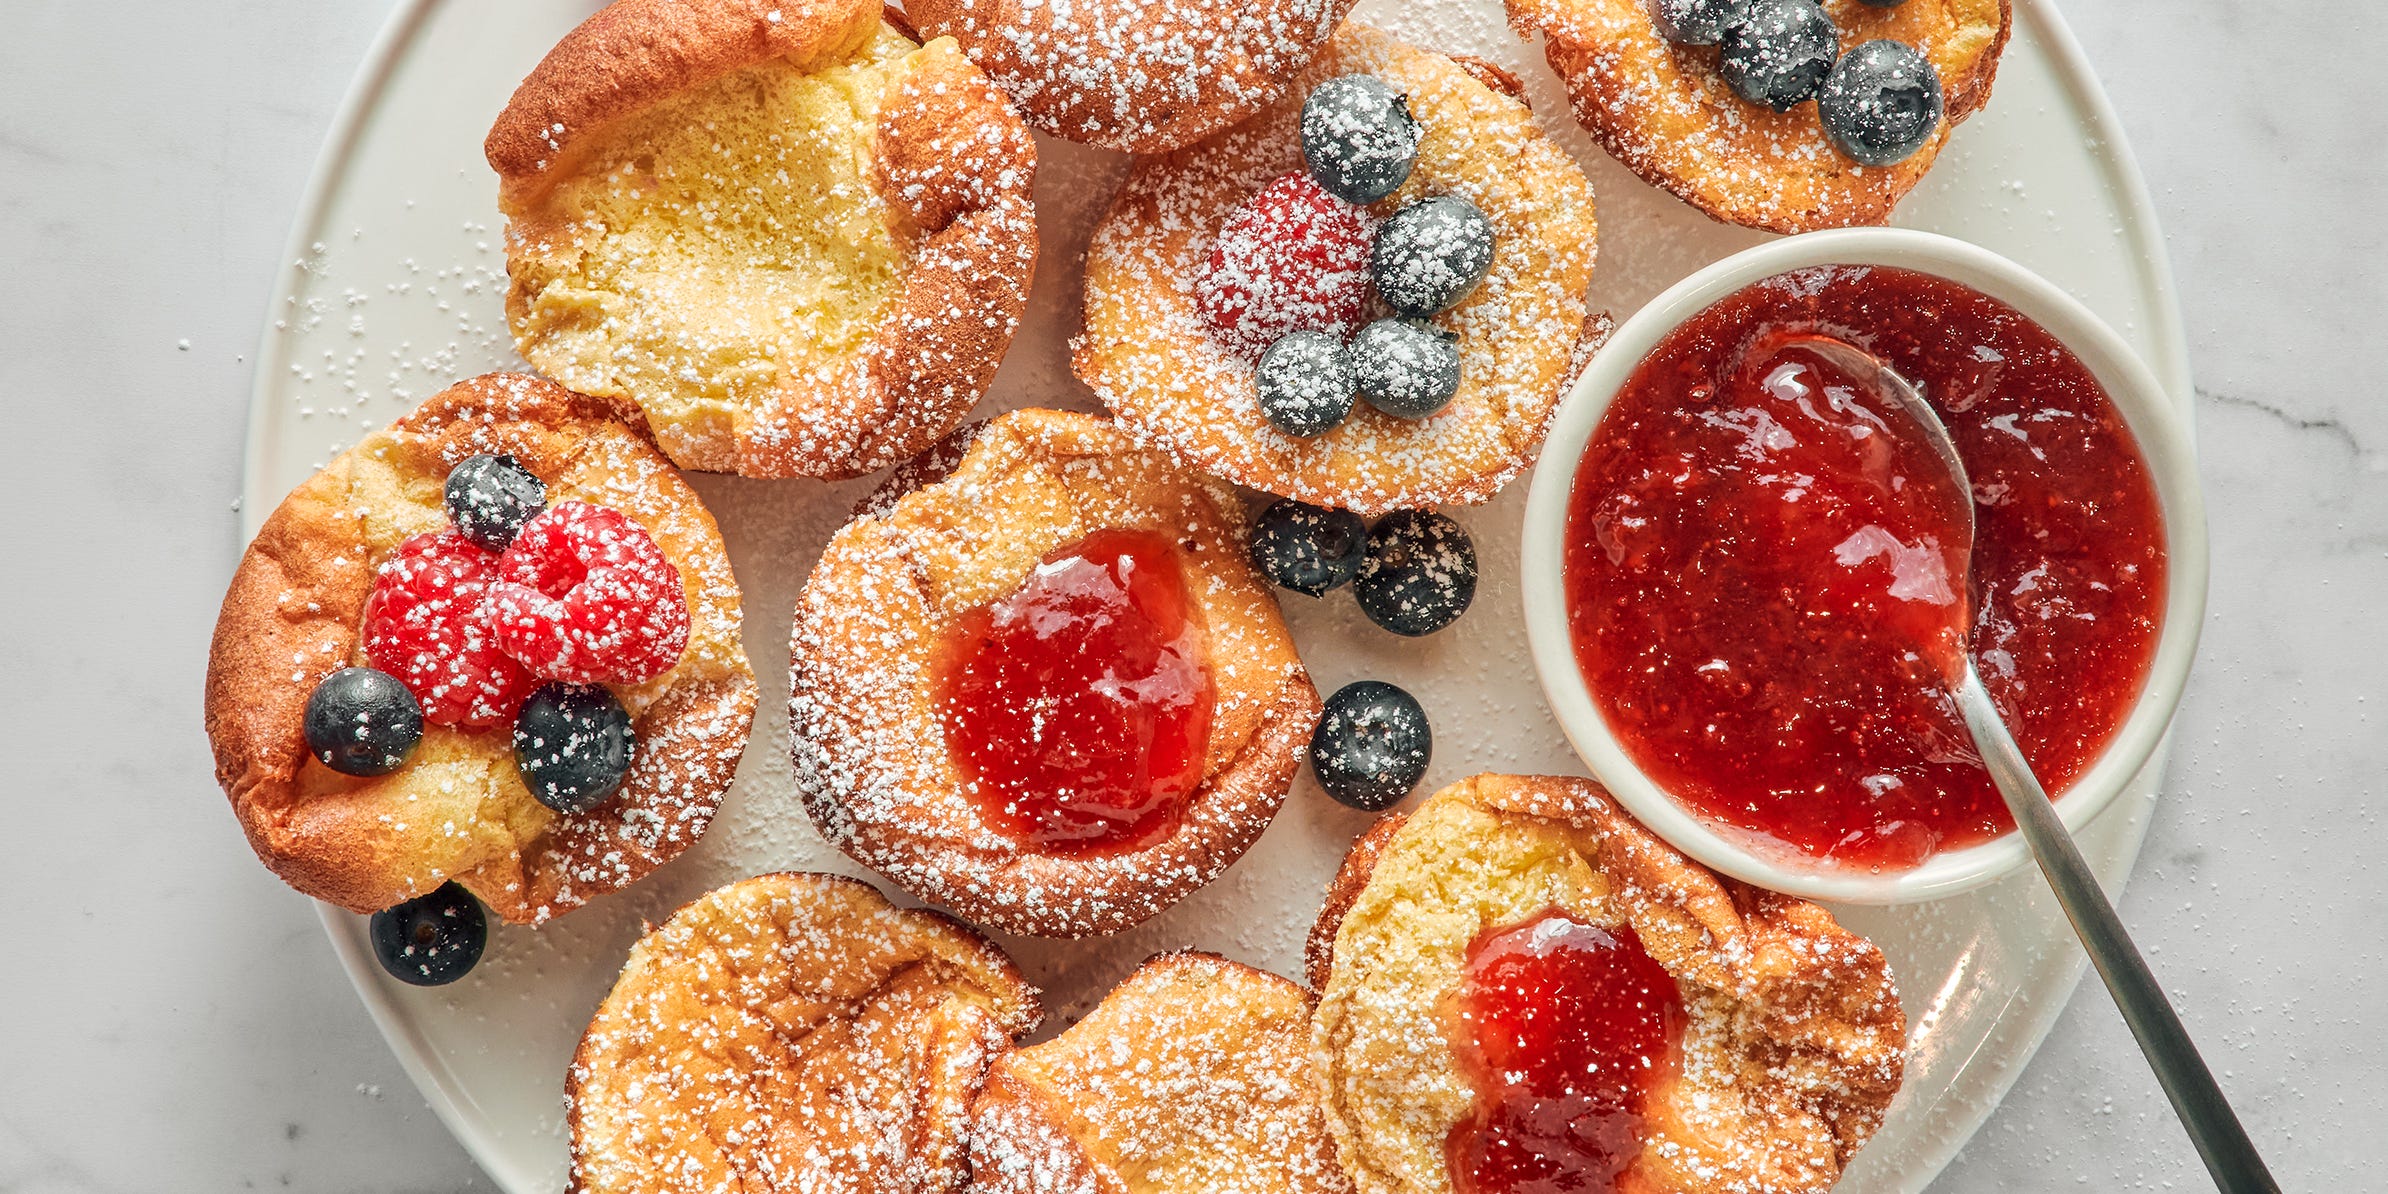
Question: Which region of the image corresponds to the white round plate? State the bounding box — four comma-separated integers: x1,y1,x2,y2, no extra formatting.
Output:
244,2,2194,1190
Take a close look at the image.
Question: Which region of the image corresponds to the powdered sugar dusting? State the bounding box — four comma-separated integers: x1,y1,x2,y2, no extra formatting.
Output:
1504,0,2009,232
1313,776,1907,1193
250,1,2112,1185
1196,173,1378,358
973,953,1353,1193
568,873,1037,1192
910,0,1356,152
343,376,754,924
500,26,1037,479
1076,25,1600,516
788,410,1317,939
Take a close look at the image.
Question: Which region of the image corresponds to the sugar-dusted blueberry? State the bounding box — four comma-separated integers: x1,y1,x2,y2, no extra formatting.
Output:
1256,330,1358,437
1301,74,1423,205
1310,680,1432,810
1370,195,1495,318
1350,319,1462,418
1718,0,1839,111
1250,498,1368,597
1652,0,1748,45
1354,509,1477,636
303,666,424,777
443,453,546,552
1818,39,1943,166
368,882,487,986
512,682,634,814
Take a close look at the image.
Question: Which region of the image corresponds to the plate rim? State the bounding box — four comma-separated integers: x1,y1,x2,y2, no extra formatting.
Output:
241,0,2198,1188
240,0,548,1178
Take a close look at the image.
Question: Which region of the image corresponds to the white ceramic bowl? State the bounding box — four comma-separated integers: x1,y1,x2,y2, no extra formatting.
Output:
1520,229,2208,904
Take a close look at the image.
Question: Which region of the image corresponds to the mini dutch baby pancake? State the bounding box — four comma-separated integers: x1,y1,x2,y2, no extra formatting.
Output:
487,0,1038,480
1506,0,2010,233
204,373,755,925
568,872,1040,1194
970,952,1353,1194
1076,25,1601,517
1310,774,1906,1194
903,0,1355,153
789,408,1322,938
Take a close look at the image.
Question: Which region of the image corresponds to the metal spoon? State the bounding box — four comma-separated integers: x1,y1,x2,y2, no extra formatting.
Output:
1789,334,2280,1194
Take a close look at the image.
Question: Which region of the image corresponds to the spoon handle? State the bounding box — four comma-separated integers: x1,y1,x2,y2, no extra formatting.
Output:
1956,667,2279,1193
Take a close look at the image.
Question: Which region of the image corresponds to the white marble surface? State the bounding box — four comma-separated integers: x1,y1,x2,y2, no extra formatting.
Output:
1,0,2379,1190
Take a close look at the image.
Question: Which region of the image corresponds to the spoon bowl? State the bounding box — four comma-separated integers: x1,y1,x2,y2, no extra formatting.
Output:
1777,332,1978,547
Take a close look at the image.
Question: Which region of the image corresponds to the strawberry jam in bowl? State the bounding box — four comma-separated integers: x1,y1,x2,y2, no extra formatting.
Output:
1522,231,2208,903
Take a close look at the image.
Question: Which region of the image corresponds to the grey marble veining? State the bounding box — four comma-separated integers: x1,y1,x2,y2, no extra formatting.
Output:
1,0,2380,1190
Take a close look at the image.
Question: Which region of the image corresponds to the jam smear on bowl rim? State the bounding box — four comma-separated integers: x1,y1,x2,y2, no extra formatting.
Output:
1445,908,1685,1194
936,526,1217,858
1564,265,2168,870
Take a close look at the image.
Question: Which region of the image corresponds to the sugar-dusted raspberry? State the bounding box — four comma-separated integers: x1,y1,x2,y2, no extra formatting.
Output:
488,501,689,684
1195,171,1375,359
363,530,536,728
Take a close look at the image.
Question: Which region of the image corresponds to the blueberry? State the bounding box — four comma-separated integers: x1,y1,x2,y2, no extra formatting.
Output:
1250,498,1367,597
1309,680,1432,811
1353,510,1476,636
1370,195,1495,318
303,666,423,777
444,453,546,551
1856,0,1909,7
1350,319,1462,418
1256,331,1357,438
369,882,487,986
1652,0,1748,45
1717,0,1839,111
512,682,633,814
1818,40,1943,166
1301,75,1423,205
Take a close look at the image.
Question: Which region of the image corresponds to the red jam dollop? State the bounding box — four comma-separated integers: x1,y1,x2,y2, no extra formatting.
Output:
937,527,1216,857
1565,265,2167,868
1446,910,1683,1194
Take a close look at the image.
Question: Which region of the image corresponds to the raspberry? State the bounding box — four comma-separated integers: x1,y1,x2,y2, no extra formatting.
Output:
363,531,536,728
487,502,689,684
1195,172,1374,359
